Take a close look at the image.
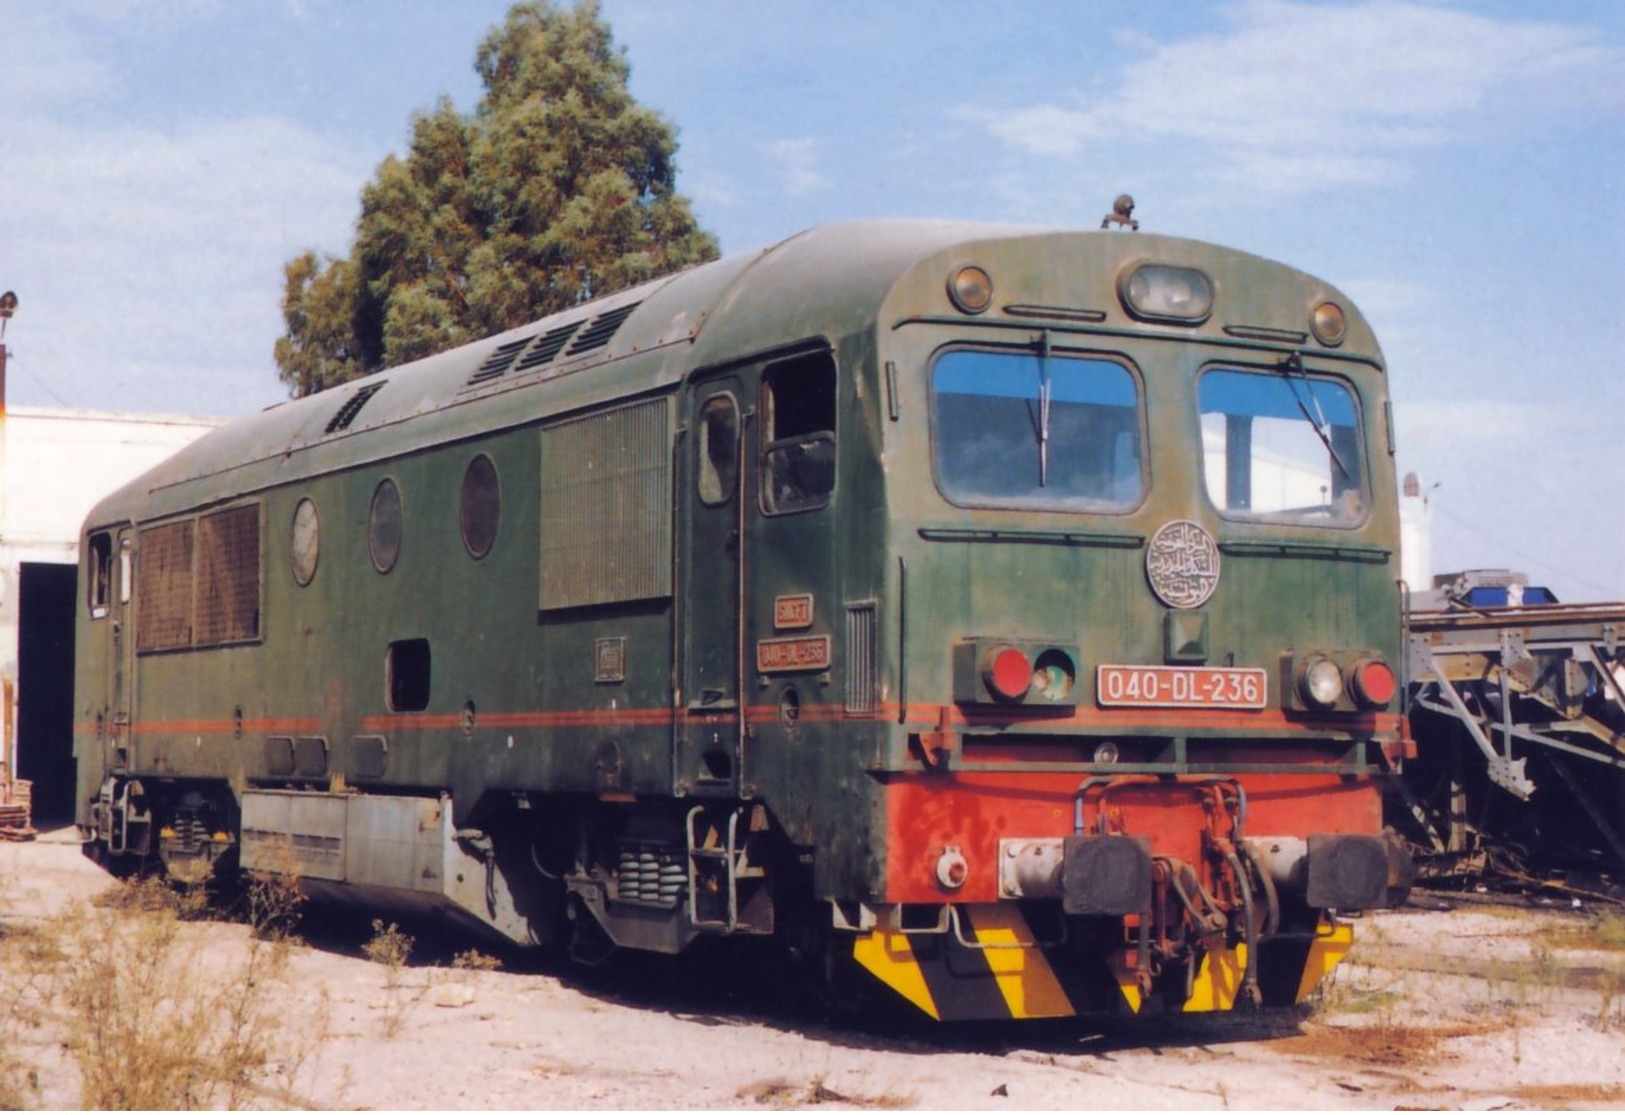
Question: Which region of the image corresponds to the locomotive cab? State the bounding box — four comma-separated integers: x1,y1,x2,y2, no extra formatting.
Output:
830,234,1411,1018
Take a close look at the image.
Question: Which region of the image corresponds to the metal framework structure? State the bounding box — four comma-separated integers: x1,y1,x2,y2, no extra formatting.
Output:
1403,595,1625,873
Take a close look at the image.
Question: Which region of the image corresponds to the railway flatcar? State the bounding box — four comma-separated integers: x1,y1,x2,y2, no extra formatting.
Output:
75,219,1411,1021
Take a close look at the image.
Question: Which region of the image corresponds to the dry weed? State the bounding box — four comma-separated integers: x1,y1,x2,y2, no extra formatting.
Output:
1545,909,1625,954
244,868,306,943
453,948,502,971
0,858,57,1110
737,1074,914,1109
0,869,319,1109
0,993,34,1110
364,919,426,1037
61,874,315,1109
1595,967,1625,1031
363,917,415,971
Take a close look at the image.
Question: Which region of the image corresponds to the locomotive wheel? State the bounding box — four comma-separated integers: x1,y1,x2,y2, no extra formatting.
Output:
565,895,616,968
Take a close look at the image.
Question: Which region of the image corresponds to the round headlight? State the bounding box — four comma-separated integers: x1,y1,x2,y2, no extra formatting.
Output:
948,265,994,314
1031,648,1077,701
1311,300,1347,346
1299,656,1345,709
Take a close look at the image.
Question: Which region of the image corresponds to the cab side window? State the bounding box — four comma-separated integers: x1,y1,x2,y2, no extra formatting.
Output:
760,352,836,514
697,395,740,507
87,532,113,618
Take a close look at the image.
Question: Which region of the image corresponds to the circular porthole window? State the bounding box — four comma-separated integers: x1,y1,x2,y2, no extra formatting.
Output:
368,477,403,574
290,496,320,586
459,454,500,559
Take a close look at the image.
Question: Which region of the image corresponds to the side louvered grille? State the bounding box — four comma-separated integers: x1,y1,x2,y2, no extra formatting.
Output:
567,302,640,356
135,520,195,652
136,504,263,654
466,337,532,387
325,382,386,433
845,602,878,714
539,397,671,610
194,505,261,646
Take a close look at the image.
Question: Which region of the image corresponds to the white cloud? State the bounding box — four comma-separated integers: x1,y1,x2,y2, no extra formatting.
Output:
2,110,369,414
677,167,738,217
0,6,381,414
1334,276,1432,339
977,102,1106,158
966,1,1619,194
759,138,829,198
0,31,109,108
1396,398,1556,448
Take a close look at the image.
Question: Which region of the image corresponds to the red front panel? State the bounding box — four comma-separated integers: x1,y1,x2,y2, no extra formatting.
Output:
879,771,1382,904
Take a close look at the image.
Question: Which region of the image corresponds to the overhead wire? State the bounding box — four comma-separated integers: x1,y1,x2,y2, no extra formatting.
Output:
1427,496,1624,601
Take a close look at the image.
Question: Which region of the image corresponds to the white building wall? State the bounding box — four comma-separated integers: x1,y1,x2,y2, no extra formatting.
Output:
1398,472,1432,592
1,406,222,778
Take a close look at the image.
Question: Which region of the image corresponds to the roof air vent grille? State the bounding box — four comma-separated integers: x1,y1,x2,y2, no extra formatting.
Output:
466,337,533,387
566,302,640,357
325,382,386,434
515,321,584,372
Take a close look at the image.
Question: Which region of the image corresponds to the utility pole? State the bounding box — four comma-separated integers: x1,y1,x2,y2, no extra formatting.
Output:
0,291,15,409
0,290,15,541
0,292,14,804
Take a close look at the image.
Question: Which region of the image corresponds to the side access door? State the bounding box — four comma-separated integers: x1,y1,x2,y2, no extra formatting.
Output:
85,526,137,775
678,347,844,806
678,373,751,796
76,525,143,847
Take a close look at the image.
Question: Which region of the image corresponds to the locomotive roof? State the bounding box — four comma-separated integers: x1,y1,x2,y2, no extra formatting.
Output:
85,220,1034,525
82,219,1362,527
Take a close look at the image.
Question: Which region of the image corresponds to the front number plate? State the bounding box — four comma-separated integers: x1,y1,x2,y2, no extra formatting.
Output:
1096,665,1268,709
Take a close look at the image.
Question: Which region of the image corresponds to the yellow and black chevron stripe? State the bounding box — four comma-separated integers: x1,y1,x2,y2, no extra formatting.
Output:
851,904,1354,1021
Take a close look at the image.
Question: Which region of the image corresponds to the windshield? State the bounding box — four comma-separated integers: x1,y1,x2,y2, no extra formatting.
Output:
932,349,1142,510
1198,367,1365,523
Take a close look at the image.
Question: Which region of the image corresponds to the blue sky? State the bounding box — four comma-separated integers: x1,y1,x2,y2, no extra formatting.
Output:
2,1,1622,598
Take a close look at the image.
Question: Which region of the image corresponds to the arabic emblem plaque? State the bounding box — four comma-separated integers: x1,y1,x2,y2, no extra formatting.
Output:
1146,520,1221,609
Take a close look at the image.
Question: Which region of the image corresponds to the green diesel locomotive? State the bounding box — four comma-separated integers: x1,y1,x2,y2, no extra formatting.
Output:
76,220,1410,1020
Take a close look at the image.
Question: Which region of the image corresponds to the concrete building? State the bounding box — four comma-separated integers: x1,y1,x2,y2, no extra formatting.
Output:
1,402,222,823
1399,471,1433,593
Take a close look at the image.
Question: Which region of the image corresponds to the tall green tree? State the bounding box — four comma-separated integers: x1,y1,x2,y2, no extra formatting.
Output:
274,1,718,395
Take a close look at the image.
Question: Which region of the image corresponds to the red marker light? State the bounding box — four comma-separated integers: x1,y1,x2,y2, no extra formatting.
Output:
983,645,1032,701
1352,659,1397,708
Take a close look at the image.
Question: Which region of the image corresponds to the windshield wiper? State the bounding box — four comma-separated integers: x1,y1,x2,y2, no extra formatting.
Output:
1026,332,1054,486
1277,352,1350,481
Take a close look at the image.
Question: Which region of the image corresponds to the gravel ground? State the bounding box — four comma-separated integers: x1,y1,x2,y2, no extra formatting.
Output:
3,828,1623,1110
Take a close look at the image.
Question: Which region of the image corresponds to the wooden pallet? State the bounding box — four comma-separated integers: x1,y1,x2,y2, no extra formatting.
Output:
0,780,34,840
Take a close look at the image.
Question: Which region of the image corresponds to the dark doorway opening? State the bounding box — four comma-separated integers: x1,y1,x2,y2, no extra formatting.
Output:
17,562,76,824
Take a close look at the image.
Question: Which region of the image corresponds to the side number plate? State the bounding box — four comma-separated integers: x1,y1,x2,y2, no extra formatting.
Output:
1096,665,1268,709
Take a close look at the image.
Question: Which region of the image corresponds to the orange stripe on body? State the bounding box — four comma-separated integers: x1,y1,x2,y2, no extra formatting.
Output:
880,702,1403,735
